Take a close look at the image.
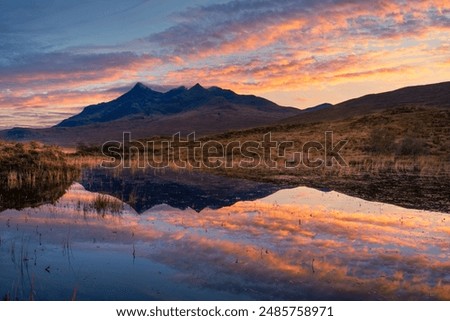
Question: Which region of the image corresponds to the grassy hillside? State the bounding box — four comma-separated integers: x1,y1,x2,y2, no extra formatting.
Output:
282,81,450,124
93,106,449,212
201,107,450,211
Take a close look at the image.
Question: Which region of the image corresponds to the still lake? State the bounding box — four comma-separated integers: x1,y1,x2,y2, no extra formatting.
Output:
0,168,449,300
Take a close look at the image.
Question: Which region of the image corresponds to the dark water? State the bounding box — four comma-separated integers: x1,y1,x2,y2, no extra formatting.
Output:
0,168,449,300
79,168,287,212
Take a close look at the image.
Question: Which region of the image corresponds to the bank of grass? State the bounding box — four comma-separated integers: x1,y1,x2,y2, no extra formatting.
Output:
0,141,80,210
81,107,449,212
8,107,449,212
199,107,450,212
0,141,79,188
91,107,449,175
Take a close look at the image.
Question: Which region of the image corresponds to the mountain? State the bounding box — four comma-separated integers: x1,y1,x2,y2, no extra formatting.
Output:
281,81,450,124
0,83,301,145
56,82,297,127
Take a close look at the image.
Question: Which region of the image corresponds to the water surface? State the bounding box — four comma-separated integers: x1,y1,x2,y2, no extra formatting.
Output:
0,170,449,300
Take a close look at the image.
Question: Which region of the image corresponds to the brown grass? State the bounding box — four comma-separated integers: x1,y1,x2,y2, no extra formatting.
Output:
68,107,450,212
91,194,123,215
0,140,79,189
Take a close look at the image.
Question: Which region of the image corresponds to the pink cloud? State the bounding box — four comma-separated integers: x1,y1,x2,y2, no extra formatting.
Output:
1,0,449,123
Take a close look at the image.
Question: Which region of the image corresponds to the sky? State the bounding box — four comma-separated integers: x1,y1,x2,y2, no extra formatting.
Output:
0,0,449,129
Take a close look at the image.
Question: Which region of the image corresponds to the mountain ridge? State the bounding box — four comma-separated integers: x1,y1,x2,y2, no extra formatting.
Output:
56,82,293,127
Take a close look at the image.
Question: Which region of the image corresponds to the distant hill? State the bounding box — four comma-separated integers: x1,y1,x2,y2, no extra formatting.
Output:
281,81,450,124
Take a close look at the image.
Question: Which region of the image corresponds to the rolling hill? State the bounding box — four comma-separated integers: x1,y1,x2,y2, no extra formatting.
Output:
282,81,450,124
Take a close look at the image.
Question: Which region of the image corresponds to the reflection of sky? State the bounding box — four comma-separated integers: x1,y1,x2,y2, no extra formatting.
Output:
0,183,449,300
1,0,450,128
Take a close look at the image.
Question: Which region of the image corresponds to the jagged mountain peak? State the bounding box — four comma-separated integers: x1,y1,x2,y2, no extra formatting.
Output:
191,83,204,89
188,83,208,93
126,82,158,94
55,81,298,128
134,82,147,89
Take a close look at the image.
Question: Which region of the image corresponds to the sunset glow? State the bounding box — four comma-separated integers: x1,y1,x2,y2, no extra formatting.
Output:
0,0,449,128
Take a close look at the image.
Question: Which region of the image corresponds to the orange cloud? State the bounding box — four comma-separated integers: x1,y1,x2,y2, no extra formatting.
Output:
1,0,449,118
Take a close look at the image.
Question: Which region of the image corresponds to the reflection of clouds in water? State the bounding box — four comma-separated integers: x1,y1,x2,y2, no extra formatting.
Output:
142,205,450,299
1,183,449,300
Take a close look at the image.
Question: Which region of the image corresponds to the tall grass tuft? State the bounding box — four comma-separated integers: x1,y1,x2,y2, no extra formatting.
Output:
91,194,123,215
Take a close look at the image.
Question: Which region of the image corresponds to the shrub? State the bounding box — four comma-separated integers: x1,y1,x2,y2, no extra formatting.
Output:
366,128,396,154
76,143,101,156
396,136,428,156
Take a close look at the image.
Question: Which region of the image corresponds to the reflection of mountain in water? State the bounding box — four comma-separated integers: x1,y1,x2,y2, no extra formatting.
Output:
79,168,287,212
0,170,79,212
0,183,71,212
